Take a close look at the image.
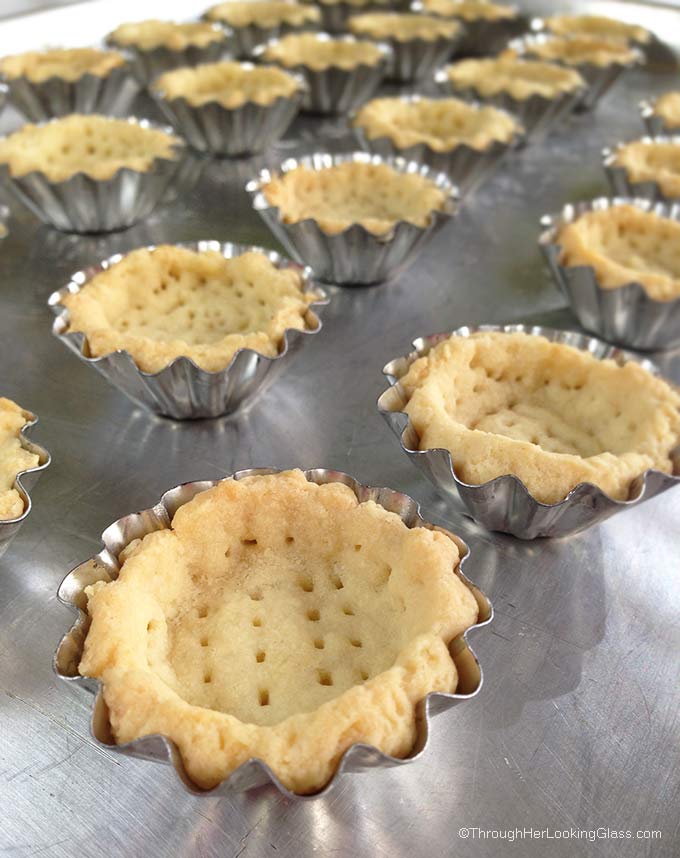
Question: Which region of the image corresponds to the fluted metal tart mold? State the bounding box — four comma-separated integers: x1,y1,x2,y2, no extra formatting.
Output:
0,117,186,233
247,151,458,285
308,0,407,34
540,197,680,351
107,26,233,85
253,34,391,115
378,324,680,539
507,33,642,112
434,67,587,140
0,64,140,121
604,135,680,204
53,467,492,797
410,0,524,57
152,66,306,155
48,241,329,419
351,95,524,195
0,410,50,560
640,99,680,137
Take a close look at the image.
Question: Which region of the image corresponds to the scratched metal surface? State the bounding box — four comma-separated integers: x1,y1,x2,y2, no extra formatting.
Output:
0,0,679,856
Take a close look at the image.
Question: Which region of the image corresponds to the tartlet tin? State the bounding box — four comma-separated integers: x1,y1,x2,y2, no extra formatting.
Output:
0,63,140,121
107,25,233,85
410,0,524,57
540,196,680,351
0,117,187,234
53,466,492,798
247,151,459,285
48,241,329,419
253,34,391,115
203,9,320,60
507,33,642,112
640,99,680,137
151,64,307,156
351,94,525,195
348,19,464,83
604,135,680,203
377,323,680,540
434,65,587,140
0,409,50,561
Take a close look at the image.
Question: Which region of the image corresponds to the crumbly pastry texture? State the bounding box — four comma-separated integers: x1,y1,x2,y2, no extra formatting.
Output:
0,398,39,521
109,20,225,51
348,12,461,41
62,246,319,373
613,141,680,198
263,33,383,71
78,469,479,794
421,0,517,21
545,14,650,45
443,57,584,100
262,161,448,235
557,204,680,301
0,115,179,183
653,92,680,129
155,61,300,108
522,35,637,67
400,332,680,504
0,48,125,83
354,96,519,152
206,1,319,28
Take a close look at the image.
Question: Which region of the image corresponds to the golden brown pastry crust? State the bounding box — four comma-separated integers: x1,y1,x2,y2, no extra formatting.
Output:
653,92,680,130
0,48,125,82
443,57,584,100
0,398,39,521
545,14,650,45
348,12,461,41
421,0,517,21
0,115,179,182
262,160,448,235
109,19,225,51
557,204,680,301
520,35,638,67
400,331,680,504
78,470,479,794
154,61,300,108
262,32,384,71
353,96,520,152
205,1,319,28
62,246,320,373
612,140,680,198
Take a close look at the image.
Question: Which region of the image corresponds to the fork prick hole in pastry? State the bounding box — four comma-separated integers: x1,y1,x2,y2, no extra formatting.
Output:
242,538,257,546
318,670,333,687
203,670,212,684
298,575,314,593
342,605,355,616
249,589,263,601
252,617,262,628
350,639,362,648
197,606,209,619
256,650,266,663
307,608,320,622
313,638,324,650
330,573,343,590
200,636,209,648
258,689,269,707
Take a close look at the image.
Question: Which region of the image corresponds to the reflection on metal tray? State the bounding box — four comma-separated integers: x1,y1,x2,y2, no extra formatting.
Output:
0,0,679,857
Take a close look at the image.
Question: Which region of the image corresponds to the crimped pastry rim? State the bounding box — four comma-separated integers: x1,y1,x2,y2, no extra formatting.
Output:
107,21,233,54
377,323,680,511
252,30,393,72
507,32,643,73
0,115,186,187
410,0,520,22
151,61,308,112
347,11,464,45
0,409,51,527
349,93,526,156
246,150,458,239
603,134,680,202
48,241,329,379
53,466,492,799
539,195,680,307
